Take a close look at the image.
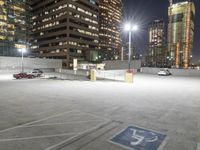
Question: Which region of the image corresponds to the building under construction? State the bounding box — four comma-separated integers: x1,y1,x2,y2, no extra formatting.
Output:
168,0,195,68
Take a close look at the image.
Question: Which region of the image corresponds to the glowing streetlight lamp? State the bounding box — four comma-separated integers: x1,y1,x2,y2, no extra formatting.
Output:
18,48,26,72
124,23,138,70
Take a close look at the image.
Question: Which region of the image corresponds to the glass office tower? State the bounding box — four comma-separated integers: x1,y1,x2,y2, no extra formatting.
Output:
147,20,166,67
99,0,123,60
0,0,31,56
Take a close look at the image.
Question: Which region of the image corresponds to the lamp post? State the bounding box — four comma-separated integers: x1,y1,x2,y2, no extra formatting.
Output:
18,48,26,72
124,23,138,71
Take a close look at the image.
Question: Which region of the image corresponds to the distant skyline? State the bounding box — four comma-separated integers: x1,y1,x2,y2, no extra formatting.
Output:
123,0,200,63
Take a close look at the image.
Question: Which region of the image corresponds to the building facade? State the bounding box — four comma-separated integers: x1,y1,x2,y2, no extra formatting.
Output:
146,20,166,67
31,0,99,68
0,0,31,56
99,0,123,60
168,1,195,68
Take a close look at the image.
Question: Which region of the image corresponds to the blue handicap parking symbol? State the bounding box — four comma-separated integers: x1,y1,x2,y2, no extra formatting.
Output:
111,126,166,150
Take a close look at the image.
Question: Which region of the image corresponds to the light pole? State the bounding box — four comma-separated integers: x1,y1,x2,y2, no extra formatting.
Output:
18,48,26,72
124,23,138,71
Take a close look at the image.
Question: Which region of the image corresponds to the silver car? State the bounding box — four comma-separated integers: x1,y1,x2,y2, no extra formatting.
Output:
157,69,171,76
29,69,43,77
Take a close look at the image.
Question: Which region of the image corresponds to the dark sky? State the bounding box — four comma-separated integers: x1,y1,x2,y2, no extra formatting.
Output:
123,0,200,63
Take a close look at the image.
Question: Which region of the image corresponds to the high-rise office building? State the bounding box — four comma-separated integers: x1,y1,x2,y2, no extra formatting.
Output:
0,0,31,56
99,0,122,60
168,1,195,68
31,0,99,68
146,20,166,67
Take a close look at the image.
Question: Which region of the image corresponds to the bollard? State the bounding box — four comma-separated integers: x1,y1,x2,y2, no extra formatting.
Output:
125,69,134,83
90,69,96,81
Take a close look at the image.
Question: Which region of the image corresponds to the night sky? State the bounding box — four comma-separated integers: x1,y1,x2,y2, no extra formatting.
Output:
123,0,200,63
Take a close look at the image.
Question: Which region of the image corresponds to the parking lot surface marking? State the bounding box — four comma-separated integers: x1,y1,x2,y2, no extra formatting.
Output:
0,132,78,142
0,110,78,134
44,120,111,150
111,126,166,150
21,120,104,128
0,110,108,150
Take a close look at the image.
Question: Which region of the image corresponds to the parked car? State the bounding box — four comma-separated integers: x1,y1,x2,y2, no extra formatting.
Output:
157,69,171,76
30,69,43,77
13,72,34,79
33,69,43,74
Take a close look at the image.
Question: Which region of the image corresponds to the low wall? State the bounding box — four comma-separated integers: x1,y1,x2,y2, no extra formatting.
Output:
96,70,128,81
103,60,141,70
56,69,129,81
0,56,62,73
55,69,88,76
141,67,200,77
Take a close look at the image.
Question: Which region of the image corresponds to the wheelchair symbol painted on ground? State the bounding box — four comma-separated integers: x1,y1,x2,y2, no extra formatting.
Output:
130,128,158,146
111,126,166,150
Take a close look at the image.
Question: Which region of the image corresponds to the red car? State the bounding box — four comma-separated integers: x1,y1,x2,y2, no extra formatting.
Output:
13,73,34,79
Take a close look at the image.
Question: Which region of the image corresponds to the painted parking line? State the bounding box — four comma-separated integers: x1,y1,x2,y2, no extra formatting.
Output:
23,113,92,126
79,111,110,122
0,110,110,150
22,120,104,128
0,114,104,140
0,132,78,142
0,111,108,141
0,110,79,134
44,120,110,150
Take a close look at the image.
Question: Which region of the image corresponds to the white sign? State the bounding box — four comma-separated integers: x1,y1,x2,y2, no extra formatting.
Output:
73,59,77,71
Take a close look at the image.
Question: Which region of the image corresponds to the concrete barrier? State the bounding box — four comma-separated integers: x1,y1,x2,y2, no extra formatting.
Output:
103,60,141,70
55,69,88,76
96,70,129,81
0,56,62,73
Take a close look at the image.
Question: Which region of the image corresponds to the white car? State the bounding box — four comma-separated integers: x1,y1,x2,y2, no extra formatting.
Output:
157,69,171,76
29,69,43,77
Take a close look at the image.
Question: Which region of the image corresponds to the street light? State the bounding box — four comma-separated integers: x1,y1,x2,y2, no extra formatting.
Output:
124,23,138,71
18,48,26,72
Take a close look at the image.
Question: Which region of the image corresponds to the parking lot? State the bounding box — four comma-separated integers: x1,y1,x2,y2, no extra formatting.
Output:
0,74,200,150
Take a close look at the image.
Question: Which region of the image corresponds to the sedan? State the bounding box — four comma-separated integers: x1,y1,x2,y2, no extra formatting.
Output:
13,73,34,79
157,69,171,76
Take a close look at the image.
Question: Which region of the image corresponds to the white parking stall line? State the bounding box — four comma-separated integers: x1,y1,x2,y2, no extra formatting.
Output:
0,132,79,142
23,112,89,126
0,110,79,134
21,120,104,128
81,111,110,122
44,121,110,150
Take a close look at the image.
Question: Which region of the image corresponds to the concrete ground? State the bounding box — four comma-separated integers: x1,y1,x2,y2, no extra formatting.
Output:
0,74,200,150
